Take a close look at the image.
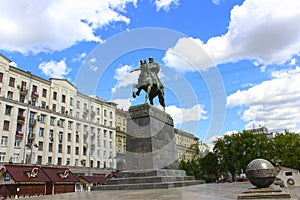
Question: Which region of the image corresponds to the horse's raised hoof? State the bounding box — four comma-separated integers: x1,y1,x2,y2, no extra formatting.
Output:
132,92,136,98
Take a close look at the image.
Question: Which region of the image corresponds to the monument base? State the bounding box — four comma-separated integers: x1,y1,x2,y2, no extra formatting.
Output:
92,104,201,190
92,169,202,190
125,104,178,170
237,185,291,199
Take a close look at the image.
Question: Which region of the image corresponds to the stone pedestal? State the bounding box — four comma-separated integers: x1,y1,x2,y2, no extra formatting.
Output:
125,104,178,170
237,185,291,199
92,104,201,190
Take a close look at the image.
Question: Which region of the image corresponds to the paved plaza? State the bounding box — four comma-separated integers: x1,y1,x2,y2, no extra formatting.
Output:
22,183,300,200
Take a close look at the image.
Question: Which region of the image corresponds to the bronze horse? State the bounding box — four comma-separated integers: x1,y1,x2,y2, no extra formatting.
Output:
132,82,165,109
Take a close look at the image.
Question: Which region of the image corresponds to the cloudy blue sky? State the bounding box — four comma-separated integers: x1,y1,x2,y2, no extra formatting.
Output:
1,0,300,142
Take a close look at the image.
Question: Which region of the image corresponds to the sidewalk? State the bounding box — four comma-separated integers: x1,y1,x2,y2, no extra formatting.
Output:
22,183,299,200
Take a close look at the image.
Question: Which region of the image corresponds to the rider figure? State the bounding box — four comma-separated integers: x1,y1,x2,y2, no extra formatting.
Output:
147,57,162,90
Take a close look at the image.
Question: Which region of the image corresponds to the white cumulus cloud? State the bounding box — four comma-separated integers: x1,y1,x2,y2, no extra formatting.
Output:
163,0,300,72
154,0,179,11
112,65,138,93
112,98,132,111
38,60,71,78
165,104,208,125
227,67,300,132
0,0,137,53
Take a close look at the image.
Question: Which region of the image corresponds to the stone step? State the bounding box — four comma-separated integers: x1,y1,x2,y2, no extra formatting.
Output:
92,180,202,190
119,169,186,178
107,175,195,185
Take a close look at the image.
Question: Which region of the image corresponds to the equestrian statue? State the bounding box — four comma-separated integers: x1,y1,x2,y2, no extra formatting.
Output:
131,57,165,110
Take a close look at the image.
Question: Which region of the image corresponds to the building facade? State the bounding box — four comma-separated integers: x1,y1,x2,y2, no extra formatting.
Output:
246,126,273,138
115,109,127,170
0,54,116,170
174,128,199,162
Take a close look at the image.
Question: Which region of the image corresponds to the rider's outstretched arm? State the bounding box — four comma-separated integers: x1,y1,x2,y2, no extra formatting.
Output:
130,68,141,73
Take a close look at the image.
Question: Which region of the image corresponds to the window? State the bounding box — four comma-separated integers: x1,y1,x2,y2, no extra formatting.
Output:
109,131,113,139
62,94,66,103
3,120,9,130
38,141,43,151
9,77,15,87
42,88,47,97
97,108,100,115
66,158,70,165
1,136,8,146
75,147,79,155
104,130,107,137
48,157,52,165
110,121,113,127
52,104,56,112
48,143,53,152
110,111,113,118
7,91,13,99
41,101,46,109
13,153,19,163
109,141,112,148
75,159,78,166
61,106,65,114
50,117,55,125
58,119,64,128
83,103,87,110
58,144,63,153
39,127,44,137
40,114,46,123
32,85,37,92
103,140,106,148
0,152,6,162
68,121,72,129
53,91,57,100
0,72,3,82
104,110,107,117
4,172,10,181
75,135,79,143
5,105,12,115
15,138,21,148
70,97,73,106
49,129,53,140
57,157,62,166
69,109,73,116
58,131,63,142
104,119,107,126
103,151,106,158
76,100,80,109
83,146,87,155
67,145,71,154
67,133,71,142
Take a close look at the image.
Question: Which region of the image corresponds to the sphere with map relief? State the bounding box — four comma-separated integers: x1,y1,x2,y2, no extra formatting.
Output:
245,159,276,188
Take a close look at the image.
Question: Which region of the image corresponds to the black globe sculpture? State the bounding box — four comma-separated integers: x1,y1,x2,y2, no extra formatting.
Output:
245,159,277,188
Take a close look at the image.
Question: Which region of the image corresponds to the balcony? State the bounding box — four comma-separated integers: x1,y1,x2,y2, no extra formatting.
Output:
16,131,24,138
29,118,37,125
31,91,39,98
83,109,89,114
17,115,25,123
18,85,28,95
28,133,35,140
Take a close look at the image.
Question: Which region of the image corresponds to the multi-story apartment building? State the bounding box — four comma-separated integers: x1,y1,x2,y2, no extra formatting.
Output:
0,54,116,170
246,126,273,138
115,108,127,169
174,128,199,162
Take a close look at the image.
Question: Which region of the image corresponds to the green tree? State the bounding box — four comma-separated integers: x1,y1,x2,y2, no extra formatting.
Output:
272,131,300,168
